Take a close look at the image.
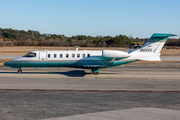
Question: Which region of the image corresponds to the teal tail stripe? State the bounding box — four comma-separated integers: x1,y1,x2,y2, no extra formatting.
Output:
148,33,177,42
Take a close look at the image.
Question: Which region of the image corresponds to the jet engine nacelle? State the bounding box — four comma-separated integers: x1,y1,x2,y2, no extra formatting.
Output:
102,50,129,60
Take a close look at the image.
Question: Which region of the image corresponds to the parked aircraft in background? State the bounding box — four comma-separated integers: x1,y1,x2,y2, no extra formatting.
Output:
4,33,176,75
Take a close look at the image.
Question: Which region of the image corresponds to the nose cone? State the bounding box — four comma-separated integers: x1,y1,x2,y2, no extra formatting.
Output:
4,61,10,66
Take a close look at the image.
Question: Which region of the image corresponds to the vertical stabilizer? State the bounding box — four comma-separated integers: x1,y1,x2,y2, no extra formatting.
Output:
129,33,177,61
139,33,176,53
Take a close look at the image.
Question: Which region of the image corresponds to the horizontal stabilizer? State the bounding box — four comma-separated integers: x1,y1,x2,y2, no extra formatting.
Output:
137,56,161,61
151,33,176,38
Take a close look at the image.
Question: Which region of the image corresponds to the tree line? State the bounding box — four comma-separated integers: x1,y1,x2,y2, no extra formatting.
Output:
0,28,179,47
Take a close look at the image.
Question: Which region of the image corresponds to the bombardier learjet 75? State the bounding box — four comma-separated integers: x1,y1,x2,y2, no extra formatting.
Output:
4,33,176,75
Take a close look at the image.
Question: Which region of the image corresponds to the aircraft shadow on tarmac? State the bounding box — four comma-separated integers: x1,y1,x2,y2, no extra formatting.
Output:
0,70,87,77
0,70,116,77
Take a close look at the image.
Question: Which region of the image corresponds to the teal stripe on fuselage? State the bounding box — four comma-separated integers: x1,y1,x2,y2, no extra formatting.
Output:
9,61,75,67
103,60,136,68
5,60,108,68
5,59,137,68
112,60,136,66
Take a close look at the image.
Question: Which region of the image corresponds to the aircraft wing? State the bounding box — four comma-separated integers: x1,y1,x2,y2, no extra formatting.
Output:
84,58,115,68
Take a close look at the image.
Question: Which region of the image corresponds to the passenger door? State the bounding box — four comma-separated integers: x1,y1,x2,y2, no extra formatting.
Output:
39,51,47,61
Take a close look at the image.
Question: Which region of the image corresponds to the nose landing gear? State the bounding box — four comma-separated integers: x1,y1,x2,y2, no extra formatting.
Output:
17,68,22,74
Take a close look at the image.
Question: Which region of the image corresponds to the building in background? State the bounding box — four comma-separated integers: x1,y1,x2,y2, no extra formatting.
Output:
130,41,144,49
0,39,13,47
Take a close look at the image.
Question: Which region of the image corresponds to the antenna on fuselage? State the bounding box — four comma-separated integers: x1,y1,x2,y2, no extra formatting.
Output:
74,46,79,51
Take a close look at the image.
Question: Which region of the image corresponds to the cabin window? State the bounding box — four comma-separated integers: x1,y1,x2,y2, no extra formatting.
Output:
72,54,75,58
60,54,63,58
87,54,90,57
82,54,85,57
77,54,80,58
48,54,51,58
66,54,69,58
54,54,57,58
23,53,36,57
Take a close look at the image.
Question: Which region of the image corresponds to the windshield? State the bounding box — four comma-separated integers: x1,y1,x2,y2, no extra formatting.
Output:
23,52,36,57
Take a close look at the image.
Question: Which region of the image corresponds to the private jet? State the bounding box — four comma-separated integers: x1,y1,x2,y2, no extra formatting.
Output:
4,33,176,75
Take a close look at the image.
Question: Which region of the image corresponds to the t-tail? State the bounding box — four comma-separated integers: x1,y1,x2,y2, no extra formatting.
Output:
129,33,177,61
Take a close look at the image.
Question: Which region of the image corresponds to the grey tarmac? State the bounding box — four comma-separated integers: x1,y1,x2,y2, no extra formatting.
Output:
0,63,180,91
0,63,180,120
0,55,22,59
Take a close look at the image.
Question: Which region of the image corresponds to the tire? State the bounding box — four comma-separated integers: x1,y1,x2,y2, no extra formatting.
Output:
17,69,22,74
93,72,99,75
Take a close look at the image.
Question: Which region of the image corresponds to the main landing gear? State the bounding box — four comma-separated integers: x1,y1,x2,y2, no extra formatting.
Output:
93,72,99,75
17,68,22,74
91,68,99,75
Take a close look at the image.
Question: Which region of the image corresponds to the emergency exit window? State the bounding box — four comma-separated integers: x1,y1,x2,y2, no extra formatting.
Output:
48,54,51,58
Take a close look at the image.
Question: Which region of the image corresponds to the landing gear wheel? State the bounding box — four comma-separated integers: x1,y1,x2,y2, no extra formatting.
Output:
17,69,22,74
91,68,99,75
93,72,99,75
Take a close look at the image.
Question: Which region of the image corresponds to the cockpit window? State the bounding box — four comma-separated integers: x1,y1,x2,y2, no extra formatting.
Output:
23,53,36,57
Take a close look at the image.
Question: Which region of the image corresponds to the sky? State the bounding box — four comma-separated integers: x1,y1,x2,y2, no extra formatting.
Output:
0,0,180,38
